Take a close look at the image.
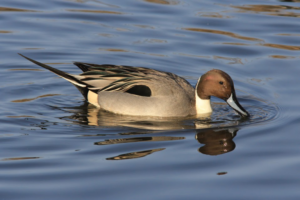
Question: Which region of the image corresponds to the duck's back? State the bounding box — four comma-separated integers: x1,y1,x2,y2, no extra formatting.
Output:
91,66,196,117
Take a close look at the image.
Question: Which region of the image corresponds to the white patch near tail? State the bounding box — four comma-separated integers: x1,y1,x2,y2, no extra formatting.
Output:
88,90,100,107
195,77,212,115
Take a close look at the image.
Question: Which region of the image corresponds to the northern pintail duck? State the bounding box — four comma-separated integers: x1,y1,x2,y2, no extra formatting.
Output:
19,54,249,118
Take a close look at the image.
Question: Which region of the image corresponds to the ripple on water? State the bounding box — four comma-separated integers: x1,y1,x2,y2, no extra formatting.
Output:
196,97,278,129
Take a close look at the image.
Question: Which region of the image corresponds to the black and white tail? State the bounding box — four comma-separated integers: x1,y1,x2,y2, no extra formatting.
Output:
19,54,89,99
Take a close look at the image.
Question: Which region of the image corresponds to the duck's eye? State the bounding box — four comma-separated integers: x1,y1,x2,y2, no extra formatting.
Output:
219,81,224,85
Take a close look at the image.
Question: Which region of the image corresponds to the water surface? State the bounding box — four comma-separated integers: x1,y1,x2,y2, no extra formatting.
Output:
1,0,300,199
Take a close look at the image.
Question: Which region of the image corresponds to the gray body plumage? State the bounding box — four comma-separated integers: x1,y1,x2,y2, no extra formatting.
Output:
20,54,197,117
78,63,197,117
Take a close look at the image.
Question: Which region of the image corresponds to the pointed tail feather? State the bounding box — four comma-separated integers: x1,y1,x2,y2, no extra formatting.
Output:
19,53,89,99
19,53,86,87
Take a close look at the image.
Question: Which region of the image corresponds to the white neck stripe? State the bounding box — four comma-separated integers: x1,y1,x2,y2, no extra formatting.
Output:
195,77,212,115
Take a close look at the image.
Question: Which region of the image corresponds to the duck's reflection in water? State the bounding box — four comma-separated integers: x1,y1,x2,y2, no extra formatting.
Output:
196,128,237,156
106,148,165,160
94,136,184,160
94,136,185,145
60,104,239,160
93,128,238,160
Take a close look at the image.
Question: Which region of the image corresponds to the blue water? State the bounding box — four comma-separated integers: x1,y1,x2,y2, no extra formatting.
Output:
1,0,300,199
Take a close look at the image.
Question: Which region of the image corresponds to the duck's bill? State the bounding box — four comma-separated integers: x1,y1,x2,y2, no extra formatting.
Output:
226,93,250,118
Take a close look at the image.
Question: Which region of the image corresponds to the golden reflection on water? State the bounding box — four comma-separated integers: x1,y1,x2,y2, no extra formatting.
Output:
2,157,40,161
231,4,300,18
99,48,129,52
260,43,300,51
0,30,12,34
197,12,232,19
143,0,179,5
184,27,300,52
221,42,249,46
183,28,263,42
67,9,124,15
12,94,61,103
222,42,300,52
0,7,36,12
269,55,296,59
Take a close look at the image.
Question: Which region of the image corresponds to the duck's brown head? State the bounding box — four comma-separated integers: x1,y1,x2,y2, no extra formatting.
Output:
196,69,249,117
